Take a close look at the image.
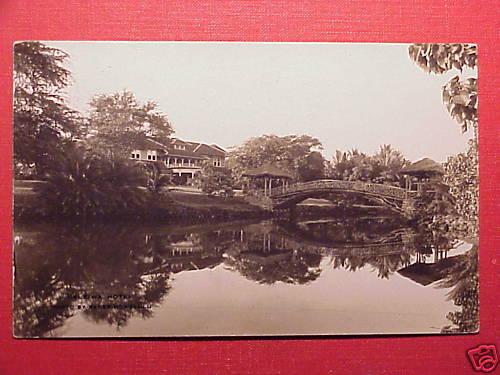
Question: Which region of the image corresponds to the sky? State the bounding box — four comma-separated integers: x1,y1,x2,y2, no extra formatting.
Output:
48,42,475,162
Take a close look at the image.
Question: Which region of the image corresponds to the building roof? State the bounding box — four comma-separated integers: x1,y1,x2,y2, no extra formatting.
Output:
187,142,226,157
132,137,226,159
242,163,294,179
400,158,444,176
132,137,168,151
167,138,226,158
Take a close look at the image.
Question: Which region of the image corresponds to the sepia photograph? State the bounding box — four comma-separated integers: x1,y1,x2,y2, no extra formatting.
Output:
13,42,478,338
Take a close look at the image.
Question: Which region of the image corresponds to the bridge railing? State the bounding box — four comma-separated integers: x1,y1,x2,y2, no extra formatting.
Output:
269,179,412,200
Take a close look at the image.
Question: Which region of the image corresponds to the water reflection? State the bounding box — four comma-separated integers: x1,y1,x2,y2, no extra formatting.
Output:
223,222,323,285
439,245,479,333
13,225,172,337
13,218,478,337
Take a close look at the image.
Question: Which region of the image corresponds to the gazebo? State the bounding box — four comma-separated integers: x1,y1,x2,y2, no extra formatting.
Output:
242,164,293,197
400,158,444,193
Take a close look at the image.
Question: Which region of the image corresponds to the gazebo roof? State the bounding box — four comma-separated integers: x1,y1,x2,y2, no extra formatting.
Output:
400,158,444,176
242,163,293,179
398,254,465,286
397,263,442,286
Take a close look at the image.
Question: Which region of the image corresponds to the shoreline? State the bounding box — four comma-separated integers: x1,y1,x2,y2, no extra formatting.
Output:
14,190,271,224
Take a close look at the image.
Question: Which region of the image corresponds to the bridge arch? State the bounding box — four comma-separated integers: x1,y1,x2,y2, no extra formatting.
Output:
269,179,416,214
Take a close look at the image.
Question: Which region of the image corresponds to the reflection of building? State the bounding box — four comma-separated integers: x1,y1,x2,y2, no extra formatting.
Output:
397,235,469,286
130,137,227,184
169,240,203,257
155,233,225,273
237,231,295,265
223,229,323,285
398,254,464,286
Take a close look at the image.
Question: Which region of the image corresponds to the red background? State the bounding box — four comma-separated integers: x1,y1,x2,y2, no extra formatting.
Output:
0,1,498,374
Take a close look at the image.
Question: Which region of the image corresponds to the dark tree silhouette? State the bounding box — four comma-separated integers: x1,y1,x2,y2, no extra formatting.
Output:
14,42,83,176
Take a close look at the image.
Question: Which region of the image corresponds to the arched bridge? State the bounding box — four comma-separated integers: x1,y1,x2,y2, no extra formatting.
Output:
267,179,417,214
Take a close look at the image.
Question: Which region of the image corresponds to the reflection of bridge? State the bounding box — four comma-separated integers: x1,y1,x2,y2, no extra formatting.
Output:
275,226,417,257
262,179,417,214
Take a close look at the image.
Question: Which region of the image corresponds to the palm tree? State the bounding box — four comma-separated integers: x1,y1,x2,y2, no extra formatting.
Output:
38,148,146,218
375,144,407,171
372,144,409,184
332,150,348,166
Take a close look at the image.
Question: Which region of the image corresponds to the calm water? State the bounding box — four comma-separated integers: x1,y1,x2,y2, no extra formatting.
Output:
13,217,478,337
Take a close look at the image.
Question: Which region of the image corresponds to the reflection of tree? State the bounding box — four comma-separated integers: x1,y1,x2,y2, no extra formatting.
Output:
225,250,322,285
13,224,173,337
222,223,324,284
439,246,479,333
412,226,456,263
14,216,479,337
368,253,413,279
331,252,412,279
13,227,81,337
13,286,76,338
395,222,478,333
283,218,415,279
81,273,170,329
284,217,407,246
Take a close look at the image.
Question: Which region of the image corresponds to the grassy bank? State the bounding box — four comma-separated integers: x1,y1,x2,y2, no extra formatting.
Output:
15,181,400,224
162,191,270,222
14,185,269,223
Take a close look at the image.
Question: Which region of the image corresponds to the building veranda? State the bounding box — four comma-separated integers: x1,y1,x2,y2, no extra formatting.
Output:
130,137,227,185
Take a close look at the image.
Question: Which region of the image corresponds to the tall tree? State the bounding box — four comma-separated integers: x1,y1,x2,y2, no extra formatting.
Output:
331,145,407,184
227,134,322,181
331,148,372,181
408,44,477,135
297,151,326,181
375,144,406,171
373,144,409,183
14,42,81,175
409,44,478,235
87,90,173,157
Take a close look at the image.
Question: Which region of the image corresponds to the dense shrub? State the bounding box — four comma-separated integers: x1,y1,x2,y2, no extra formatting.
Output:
443,140,478,236
195,162,234,197
38,149,147,219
